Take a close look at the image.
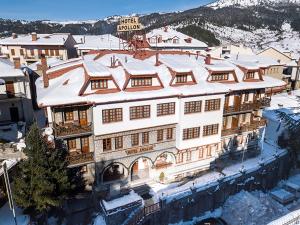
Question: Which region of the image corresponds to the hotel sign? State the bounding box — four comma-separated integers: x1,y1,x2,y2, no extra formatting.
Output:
125,145,154,155
117,16,143,32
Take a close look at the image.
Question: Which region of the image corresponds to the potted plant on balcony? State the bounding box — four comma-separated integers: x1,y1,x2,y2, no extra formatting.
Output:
159,172,165,183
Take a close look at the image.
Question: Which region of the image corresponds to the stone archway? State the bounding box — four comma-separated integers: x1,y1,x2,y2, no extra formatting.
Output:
130,157,152,182
102,163,128,183
153,152,176,170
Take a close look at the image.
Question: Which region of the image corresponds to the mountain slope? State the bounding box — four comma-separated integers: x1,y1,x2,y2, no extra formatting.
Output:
208,0,300,9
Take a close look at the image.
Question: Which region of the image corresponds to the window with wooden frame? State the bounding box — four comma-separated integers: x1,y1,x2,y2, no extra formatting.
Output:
131,78,152,87
142,132,149,144
64,109,74,121
241,113,246,122
166,128,173,140
157,102,175,116
157,129,164,142
91,79,108,90
131,133,139,146
45,49,49,56
207,146,212,157
55,49,59,56
211,73,229,81
115,136,123,149
183,127,200,140
244,93,249,102
20,49,24,56
30,49,34,56
50,49,54,56
102,108,122,123
204,99,221,111
184,101,202,114
81,137,89,152
246,72,255,79
130,105,150,120
203,124,219,136
199,148,204,159
67,139,76,150
186,150,192,161
103,138,112,151
176,152,183,163
11,49,15,56
176,75,188,83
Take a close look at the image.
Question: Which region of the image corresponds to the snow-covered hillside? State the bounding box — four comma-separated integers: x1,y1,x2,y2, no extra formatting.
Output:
209,0,300,9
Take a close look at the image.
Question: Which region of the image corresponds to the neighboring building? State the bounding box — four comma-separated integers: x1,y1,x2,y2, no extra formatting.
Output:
258,47,300,90
35,50,285,194
145,27,208,51
0,33,77,65
74,34,127,56
209,44,254,59
0,58,34,124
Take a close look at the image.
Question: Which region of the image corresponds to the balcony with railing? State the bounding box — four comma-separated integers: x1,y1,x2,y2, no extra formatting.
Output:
67,151,94,166
221,119,266,137
54,122,92,138
224,97,271,114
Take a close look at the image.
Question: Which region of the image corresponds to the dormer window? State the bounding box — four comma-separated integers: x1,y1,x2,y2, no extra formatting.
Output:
91,79,108,90
211,73,229,81
131,78,152,87
176,75,188,83
246,72,255,79
173,38,179,44
184,38,192,43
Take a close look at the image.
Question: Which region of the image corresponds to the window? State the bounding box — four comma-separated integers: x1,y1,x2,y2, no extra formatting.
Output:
205,99,221,111
102,108,122,123
183,127,200,140
45,49,49,56
142,132,149,144
173,38,179,44
131,78,152,87
203,124,219,136
30,49,34,56
11,49,15,56
67,139,76,150
176,75,188,83
64,109,74,121
244,93,249,102
91,80,108,89
207,146,212,157
184,101,202,114
211,73,229,81
103,138,112,151
166,128,173,140
50,49,54,56
55,49,59,56
246,72,255,79
115,136,123,149
38,49,42,56
176,152,183,163
130,105,150,120
20,49,24,56
131,133,139,146
157,102,175,116
186,150,192,161
157,129,164,142
242,113,246,122
199,148,204,159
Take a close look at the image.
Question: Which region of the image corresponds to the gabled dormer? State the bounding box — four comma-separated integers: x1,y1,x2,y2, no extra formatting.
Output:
237,65,264,82
79,60,120,95
168,67,197,86
206,68,238,83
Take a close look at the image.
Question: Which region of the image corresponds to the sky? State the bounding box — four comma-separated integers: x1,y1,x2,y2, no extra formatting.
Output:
0,0,212,21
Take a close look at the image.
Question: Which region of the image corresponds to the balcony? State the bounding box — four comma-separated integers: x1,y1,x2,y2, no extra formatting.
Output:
54,122,92,138
224,97,271,115
67,151,94,166
221,119,266,137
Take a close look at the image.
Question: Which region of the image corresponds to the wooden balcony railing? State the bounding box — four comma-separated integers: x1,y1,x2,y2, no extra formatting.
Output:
67,152,94,166
54,122,92,137
154,162,173,169
224,97,271,114
222,119,266,137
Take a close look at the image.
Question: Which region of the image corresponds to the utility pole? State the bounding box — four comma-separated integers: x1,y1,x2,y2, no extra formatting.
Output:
3,162,18,225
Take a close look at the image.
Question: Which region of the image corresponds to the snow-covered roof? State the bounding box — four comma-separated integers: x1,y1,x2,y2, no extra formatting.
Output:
27,57,64,71
0,33,70,46
228,54,281,68
74,34,124,50
35,51,286,107
0,58,24,78
146,27,207,49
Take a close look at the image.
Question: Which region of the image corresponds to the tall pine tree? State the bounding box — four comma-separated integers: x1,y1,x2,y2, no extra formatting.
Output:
13,123,71,218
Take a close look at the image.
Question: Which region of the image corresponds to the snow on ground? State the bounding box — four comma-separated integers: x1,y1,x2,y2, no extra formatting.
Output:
267,208,300,225
205,22,300,58
93,215,106,225
0,202,29,225
221,190,289,225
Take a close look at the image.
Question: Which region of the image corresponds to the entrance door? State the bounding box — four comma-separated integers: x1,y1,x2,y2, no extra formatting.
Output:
6,81,15,98
10,107,19,122
231,116,239,129
234,95,241,111
81,137,89,153
79,109,87,126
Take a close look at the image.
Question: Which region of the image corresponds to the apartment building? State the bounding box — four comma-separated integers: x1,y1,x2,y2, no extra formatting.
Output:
0,33,77,65
146,27,208,51
35,50,285,193
0,58,34,124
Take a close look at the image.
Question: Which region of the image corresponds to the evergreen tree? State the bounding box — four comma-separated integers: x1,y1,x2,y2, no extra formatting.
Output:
13,123,71,218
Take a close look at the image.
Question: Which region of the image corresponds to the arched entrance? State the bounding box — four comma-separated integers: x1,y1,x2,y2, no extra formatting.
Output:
102,163,127,183
154,152,175,170
131,158,152,181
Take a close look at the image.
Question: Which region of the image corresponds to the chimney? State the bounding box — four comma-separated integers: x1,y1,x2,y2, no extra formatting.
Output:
205,54,211,65
31,32,37,41
164,26,168,32
155,52,159,66
13,57,21,69
41,54,49,88
196,51,199,60
12,33,17,39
